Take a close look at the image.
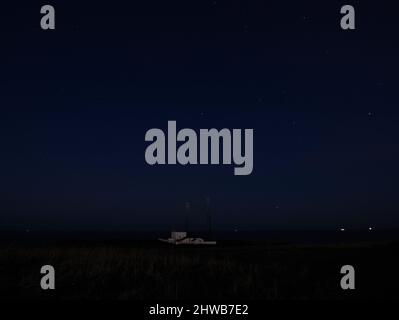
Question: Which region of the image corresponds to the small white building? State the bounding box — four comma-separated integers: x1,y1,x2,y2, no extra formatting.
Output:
159,231,216,245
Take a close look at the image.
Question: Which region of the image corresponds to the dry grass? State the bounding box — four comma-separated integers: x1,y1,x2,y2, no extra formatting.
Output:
0,242,398,299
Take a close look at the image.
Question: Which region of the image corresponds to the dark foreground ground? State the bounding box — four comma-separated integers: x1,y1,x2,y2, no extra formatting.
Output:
1,237,398,300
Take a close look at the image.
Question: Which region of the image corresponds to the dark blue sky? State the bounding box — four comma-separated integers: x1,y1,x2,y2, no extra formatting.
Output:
1,0,399,231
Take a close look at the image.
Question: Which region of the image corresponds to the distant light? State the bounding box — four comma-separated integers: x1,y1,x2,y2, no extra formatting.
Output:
368,227,373,231
340,228,346,232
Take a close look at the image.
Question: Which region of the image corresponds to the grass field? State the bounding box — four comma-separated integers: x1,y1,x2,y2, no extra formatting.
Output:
1,241,398,300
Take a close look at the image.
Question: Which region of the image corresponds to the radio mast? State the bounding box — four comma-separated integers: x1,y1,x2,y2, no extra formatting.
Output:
205,196,212,237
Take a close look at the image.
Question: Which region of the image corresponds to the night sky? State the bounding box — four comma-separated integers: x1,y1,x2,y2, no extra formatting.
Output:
1,0,398,231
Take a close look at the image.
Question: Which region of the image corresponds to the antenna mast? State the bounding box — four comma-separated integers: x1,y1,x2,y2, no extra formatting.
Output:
185,201,190,232
206,196,212,237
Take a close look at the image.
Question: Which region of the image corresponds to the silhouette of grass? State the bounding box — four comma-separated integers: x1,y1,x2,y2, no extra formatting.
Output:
0,242,398,299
